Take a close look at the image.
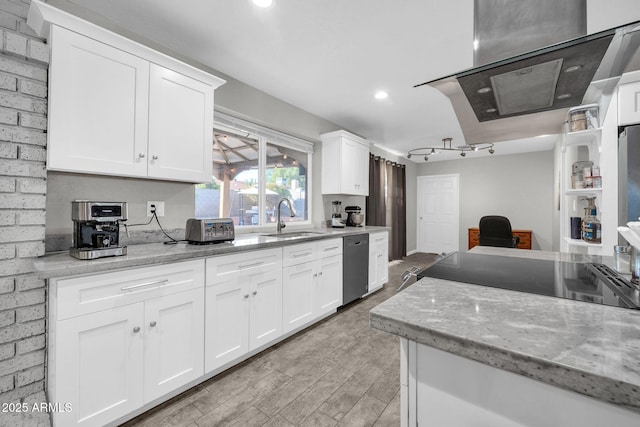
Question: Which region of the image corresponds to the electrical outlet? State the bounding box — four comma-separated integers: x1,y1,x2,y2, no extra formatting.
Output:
147,201,165,217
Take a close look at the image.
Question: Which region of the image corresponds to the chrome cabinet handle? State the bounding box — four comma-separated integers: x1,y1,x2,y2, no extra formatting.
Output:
244,294,249,299
121,279,168,291
150,321,157,327
152,155,158,160
324,246,339,251
252,291,257,296
293,252,311,258
133,326,140,333
239,261,263,269
313,273,318,277
138,153,145,158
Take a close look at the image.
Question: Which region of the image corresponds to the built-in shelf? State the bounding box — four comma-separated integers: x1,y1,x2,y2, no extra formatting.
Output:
563,128,601,150
564,188,603,196
563,237,603,248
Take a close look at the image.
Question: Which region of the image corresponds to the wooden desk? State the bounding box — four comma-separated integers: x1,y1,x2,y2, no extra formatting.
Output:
468,228,532,250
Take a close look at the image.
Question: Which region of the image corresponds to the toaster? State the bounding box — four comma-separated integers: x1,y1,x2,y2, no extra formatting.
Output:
185,218,235,244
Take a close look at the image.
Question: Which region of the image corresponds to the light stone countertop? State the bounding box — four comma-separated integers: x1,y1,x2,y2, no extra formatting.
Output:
36,226,389,279
370,248,640,414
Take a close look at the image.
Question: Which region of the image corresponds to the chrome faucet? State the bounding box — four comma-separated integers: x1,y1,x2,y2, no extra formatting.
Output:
276,198,296,233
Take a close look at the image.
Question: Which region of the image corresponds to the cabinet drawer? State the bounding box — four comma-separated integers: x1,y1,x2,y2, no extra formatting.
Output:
317,238,343,258
206,248,282,284
55,259,204,320
283,242,317,267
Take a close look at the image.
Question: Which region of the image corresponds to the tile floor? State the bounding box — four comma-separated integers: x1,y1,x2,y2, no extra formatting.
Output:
122,253,438,427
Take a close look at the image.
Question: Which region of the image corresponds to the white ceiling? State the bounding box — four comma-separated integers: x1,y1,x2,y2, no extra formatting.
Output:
62,0,610,161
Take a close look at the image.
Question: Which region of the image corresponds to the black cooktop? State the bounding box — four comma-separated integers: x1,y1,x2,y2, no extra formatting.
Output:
417,252,640,309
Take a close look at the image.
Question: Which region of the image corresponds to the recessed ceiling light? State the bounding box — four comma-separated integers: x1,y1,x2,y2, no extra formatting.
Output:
486,108,497,113
252,0,273,8
564,65,583,73
557,93,572,99
477,87,492,94
374,91,388,100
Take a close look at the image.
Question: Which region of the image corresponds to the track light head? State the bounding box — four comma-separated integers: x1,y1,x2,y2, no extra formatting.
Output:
407,153,412,159
489,148,495,154
460,152,466,157
424,155,429,161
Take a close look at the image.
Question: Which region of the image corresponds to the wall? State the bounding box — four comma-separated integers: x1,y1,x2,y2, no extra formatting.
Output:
417,150,556,252
0,0,51,417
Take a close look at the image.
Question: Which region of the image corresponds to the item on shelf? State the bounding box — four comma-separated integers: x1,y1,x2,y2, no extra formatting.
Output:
331,200,345,228
571,160,593,189
581,198,601,244
583,166,592,177
568,104,599,132
614,245,631,274
584,176,593,188
592,176,602,188
570,217,582,240
632,247,640,285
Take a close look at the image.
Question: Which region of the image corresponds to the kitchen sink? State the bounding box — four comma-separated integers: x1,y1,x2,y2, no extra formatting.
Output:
262,231,326,239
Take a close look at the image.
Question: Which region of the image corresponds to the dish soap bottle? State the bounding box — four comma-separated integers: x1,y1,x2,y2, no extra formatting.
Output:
581,198,601,243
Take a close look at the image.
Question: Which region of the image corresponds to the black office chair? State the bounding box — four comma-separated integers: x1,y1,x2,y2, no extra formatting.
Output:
478,216,520,248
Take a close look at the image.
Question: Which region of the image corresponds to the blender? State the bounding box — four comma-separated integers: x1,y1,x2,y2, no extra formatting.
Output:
331,201,345,228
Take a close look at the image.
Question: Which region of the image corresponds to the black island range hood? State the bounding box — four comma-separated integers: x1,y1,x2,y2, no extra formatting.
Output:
417,15,640,145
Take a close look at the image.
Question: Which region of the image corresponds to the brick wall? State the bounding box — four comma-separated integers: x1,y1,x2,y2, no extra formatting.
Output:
0,0,50,415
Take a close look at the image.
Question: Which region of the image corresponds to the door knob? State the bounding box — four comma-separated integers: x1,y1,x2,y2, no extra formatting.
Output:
138,153,145,158
252,291,257,296
152,155,159,160
149,321,157,327
244,294,249,299
133,326,140,333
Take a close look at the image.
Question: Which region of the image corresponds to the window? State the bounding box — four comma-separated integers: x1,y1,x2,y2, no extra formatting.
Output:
195,113,313,228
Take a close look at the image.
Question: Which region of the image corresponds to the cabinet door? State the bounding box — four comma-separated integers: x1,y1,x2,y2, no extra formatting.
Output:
144,288,204,402
368,243,379,291
249,269,283,350
55,304,144,427
316,255,343,316
369,232,388,292
282,262,316,333
148,64,214,183
376,240,389,286
205,279,249,373
619,81,640,126
354,140,370,196
48,26,149,177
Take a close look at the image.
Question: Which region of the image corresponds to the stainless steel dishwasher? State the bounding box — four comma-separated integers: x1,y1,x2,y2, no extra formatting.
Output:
343,234,369,305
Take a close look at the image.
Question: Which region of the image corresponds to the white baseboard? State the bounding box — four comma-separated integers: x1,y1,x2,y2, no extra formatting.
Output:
407,249,417,256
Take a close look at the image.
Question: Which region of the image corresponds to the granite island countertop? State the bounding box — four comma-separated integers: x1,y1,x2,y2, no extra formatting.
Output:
370,249,640,414
36,226,389,279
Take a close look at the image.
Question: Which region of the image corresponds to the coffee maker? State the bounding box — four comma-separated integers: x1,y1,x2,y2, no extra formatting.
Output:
70,201,128,260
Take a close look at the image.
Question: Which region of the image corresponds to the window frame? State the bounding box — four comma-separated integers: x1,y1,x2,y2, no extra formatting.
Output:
207,112,314,230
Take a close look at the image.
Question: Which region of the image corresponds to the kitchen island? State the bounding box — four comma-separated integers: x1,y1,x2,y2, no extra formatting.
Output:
370,248,640,426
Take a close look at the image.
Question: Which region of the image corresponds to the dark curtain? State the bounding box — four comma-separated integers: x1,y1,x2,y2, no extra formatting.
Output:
366,154,406,261
366,154,386,226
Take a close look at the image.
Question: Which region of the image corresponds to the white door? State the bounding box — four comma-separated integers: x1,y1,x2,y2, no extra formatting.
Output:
249,269,283,350
55,304,144,427
417,174,460,254
144,288,204,402
282,262,316,333
205,279,249,373
148,64,213,183
316,255,343,316
48,26,149,177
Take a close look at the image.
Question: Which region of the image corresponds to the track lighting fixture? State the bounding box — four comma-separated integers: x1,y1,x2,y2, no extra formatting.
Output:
406,138,495,161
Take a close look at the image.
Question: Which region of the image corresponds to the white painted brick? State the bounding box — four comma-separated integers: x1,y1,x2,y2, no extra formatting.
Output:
18,112,46,130
0,320,45,346
0,382,43,406
18,144,46,161
0,290,44,312
0,225,45,243
14,275,43,292
0,244,16,260
0,56,46,82
19,79,46,98
0,343,15,361
16,210,43,226
16,241,44,258
0,177,15,192
0,0,28,18
0,349,44,377
0,310,15,328
15,335,44,355
0,257,36,276
26,39,48,64
0,107,18,125
0,160,46,178
0,73,17,91
5,31,27,57
0,278,14,294
0,374,14,393
15,365,44,387
17,178,45,194
0,11,19,32
0,142,18,159
0,194,46,210
16,305,44,323
0,92,46,114
0,211,16,226
0,125,46,145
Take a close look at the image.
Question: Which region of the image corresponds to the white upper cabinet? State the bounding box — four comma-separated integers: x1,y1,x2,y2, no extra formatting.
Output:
619,80,640,126
29,1,225,183
321,130,370,196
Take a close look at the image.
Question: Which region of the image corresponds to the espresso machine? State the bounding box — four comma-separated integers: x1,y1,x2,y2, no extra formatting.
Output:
70,201,128,260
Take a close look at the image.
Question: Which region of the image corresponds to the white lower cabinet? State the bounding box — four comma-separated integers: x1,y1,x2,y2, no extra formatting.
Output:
282,239,343,333
205,249,283,373
49,260,205,427
368,231,389,293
